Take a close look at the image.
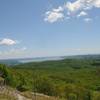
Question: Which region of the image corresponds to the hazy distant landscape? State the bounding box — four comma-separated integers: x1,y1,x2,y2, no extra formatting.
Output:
0,54,100,65
0,55,100,100
0,56,65,65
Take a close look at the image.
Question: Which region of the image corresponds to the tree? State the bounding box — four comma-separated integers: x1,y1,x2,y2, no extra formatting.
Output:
16,74,28,92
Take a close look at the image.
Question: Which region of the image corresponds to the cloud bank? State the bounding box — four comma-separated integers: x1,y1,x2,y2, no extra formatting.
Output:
44,0,100,23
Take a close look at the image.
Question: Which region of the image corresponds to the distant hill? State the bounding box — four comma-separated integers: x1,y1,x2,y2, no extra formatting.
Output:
0,54,100,65
0,56,64,65
0,59,20,65
65,54,100,59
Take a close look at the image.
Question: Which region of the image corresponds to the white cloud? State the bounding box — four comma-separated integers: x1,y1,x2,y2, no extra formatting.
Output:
84,18,92,22
77,11,88,17
44,0,100,23
65,1,83,13
65,0,100,13
0,38,17,46
44,6,64,23
44,11,64,23
53,6,63,12
94,0,100,8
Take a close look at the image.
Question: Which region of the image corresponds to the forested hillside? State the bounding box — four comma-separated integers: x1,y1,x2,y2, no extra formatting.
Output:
0,58,100,100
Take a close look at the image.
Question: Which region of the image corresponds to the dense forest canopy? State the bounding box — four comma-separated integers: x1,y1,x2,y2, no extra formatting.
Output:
0,58,100,100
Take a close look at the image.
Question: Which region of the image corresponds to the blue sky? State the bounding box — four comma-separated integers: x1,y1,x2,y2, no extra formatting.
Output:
0,0,100,59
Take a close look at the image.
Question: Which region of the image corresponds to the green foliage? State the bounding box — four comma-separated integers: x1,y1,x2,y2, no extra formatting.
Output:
1,58,100,99
0,64,17,87
67,93,77,100
33,78,56,96
16,74,28,92
92,91,100,100
0,64,8,78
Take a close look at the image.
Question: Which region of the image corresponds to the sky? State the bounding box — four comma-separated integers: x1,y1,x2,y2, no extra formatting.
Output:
0,0,100,59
